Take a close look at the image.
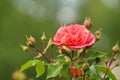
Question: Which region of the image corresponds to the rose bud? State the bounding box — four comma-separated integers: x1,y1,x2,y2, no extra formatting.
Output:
41,32,47,42
82,62,89,72
112,42,120,54
48,38,53,47
84,17,92,29
26,35,36,47
95,28,102,40
20,45,28,52
69,66,80,78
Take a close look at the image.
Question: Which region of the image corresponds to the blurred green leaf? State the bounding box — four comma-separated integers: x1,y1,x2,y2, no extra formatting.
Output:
44,38,52,53
95,65,117,80
87,50,108,60
35,60,45,78
87,63,102,80
72,77,79,80
61,64,71,79
46,61,64,79
20,60,38,71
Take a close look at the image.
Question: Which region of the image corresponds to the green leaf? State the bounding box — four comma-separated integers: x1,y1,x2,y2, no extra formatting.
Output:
72,77,79,80
35,60,45,78
61,64,71,79
88,63,102,80
44,38,52,53
95,65,117,80
87,50,108,60
46,61,64,79
20,60,38,71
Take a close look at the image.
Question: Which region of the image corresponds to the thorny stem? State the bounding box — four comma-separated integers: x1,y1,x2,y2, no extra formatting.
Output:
50,47,54,62
80,47,88,57
110,62,120,70
35,47,51,63
110,65,116,70
103,54,115,80
27,49,38,56
57,75,62,80
65,52,73,61
83,73,85,80
80,45,93,57
71,51,74,58
42,42,46,51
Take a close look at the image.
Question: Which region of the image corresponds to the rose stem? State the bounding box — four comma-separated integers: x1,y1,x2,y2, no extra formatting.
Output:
110,65,116,70
35,47,51,63
57,75,62,80
71,51,74,58
50,47,54,62
80,47,87,57
103,54,115,80
27,49,38,56
65,52,73,61
80,46,91,57
42,42,46,51
83,73,85,80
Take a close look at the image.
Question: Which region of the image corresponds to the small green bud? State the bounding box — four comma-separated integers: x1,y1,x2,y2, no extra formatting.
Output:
82,62,89,72
112,42,120,54
95,28,102,40
84,17,92,29
20,45,28,52
26,35,36,47
41,32,47,42
48,38,53,47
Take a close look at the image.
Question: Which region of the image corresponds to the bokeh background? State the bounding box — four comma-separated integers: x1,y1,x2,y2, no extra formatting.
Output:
0,0,120,80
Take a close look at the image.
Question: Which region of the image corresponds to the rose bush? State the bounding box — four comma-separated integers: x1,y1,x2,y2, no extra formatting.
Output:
18,17,120,80
53,24,95,50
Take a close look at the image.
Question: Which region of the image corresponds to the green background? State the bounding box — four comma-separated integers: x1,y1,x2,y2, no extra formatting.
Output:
0,0,120,80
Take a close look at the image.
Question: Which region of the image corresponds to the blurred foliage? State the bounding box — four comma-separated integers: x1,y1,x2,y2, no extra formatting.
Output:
0,0,120,80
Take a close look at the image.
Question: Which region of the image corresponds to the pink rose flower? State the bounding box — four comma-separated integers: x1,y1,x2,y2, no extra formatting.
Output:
53,24,95,50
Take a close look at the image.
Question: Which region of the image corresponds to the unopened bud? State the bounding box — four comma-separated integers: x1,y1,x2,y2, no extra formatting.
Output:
41,32,47,42
48,38,53,47
12,71,26,80
69,66,80,78
84,17,92,29
112,42,120,54
26,35,36,47
20,45,28,52
95,28,102,40
82,62,89,72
